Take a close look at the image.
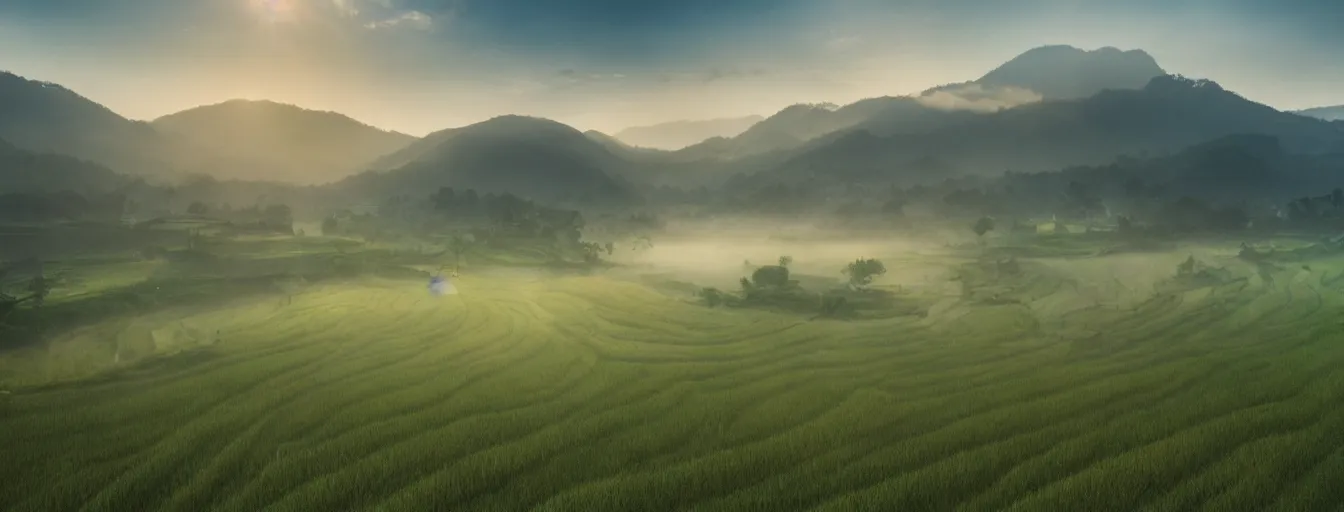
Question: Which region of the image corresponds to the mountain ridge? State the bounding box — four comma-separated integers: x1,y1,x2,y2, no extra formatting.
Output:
338,115,641,207
673,45,1168,160
0,70,175,178
730,74,1344,191
1297,105,1344,122
975,45,1166,100
152,99,415,184
612,115,764,150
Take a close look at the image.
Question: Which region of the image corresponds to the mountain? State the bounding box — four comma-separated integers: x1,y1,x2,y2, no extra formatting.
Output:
584,130,671,160
675,102,878,159
1298,105,1344,122
0,137,132,195
336,116,639,206
735,75,1344,190
612,115,763,150
0,73,415,184
680,45,1167,160
973,45,1166,100
0,71,173,177
583,130,633,151
368,127,458,172
152,100,415,184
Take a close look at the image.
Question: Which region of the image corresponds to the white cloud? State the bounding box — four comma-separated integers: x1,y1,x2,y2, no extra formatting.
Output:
331,0,360,18
365,10,433,30
915,83,1042,112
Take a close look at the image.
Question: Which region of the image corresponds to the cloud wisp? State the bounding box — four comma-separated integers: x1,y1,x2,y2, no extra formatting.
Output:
915,83,1043,112
365,10,433,30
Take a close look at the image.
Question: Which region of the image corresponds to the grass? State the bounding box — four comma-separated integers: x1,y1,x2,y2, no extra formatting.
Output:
2,235,1344,511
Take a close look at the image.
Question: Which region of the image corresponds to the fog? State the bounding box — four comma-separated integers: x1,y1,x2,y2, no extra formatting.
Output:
613,227,942,288
915,83,1043,112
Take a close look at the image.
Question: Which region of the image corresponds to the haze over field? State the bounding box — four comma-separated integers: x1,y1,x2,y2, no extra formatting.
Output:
4,1,1344,511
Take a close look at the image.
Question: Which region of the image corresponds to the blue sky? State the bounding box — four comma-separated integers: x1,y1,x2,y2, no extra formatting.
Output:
1,0,1341,135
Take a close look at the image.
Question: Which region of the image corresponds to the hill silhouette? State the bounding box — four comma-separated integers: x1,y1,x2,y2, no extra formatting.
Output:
674,103,867,159
0,71,174,177
974,45,1165,100
1298,105,1344,121
152,100,415,184
0,137,132,195
6,46,1338,206
674,46,1165,160
733,75,1344,190
337,116,640,206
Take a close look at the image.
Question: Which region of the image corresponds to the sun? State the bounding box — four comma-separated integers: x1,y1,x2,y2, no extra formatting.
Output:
250,0,299,23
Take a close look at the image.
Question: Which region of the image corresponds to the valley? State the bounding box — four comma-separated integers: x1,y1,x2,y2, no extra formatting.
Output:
3,18,1344,510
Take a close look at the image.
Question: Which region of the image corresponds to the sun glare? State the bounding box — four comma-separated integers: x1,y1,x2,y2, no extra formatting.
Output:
250,0,299,23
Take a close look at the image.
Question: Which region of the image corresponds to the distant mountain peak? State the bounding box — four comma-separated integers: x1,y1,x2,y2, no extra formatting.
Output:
155,99,407,135
461,115,591,140
1015,44,1147,57
612,115,763,150
1297,105,1344,121
150,98,414,184
779,102,840,114
346,115,639,207
0,70,170,176
478,114,576,128
211,98,317,111
976,45,1166,100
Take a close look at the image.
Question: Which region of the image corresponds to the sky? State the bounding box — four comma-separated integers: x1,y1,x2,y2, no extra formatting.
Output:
1,0,1342,136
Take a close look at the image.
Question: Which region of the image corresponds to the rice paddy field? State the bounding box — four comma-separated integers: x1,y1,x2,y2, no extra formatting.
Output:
3,235,1344,511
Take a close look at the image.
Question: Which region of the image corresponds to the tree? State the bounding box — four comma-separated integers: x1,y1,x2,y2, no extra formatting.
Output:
580,241,604,263
843,258,887,288
778,255,793,268
973,216,996,241
604,242,615,255
431,187,456,211
751,265,790,288
187,201,209,215
739,277,754,295
698,287,724,308
262,204,293,232
1177,255,1198,277
1117,215,1134,235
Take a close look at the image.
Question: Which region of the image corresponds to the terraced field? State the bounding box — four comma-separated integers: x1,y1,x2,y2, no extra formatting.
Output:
3,256,1344,511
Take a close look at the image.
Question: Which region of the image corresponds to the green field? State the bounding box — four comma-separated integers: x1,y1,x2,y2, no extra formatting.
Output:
3,233,1344,511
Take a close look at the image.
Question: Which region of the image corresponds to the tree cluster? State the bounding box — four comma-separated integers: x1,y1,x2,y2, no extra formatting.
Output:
843,259,887,288
1282,188,1344,225
0,191,126,222
428,187,585,243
